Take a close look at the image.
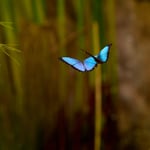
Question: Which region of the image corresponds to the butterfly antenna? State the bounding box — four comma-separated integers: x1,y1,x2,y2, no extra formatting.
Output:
108,43,112,46
80,48,94,57
80,43,112,55
80,48,101,63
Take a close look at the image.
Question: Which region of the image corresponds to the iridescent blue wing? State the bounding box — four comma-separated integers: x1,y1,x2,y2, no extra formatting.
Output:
59,57,86,72
83,57,97,71
96,44,112,63
59,44,111,72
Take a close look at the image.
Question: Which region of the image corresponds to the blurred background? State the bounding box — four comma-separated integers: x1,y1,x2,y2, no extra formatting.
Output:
0,0,150,149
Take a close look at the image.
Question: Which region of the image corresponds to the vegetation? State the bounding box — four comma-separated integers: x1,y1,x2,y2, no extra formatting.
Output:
4,0,150,149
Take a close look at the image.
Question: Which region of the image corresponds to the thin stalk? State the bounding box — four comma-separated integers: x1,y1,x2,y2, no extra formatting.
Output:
75,0,84,111
57,0,66,101
92,0,103,149
31,0,46,23
105,0,118,96
19,0,33,21
84,0,94,87
92,22,102,150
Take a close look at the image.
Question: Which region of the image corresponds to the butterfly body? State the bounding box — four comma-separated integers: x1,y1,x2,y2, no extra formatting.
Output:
59,44,112,72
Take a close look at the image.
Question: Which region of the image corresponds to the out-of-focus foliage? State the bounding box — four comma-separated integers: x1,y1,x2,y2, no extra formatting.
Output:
0,0,150,149
0,0,117,149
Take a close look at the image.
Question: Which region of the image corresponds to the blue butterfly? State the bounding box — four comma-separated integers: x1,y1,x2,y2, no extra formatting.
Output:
59,44,112,72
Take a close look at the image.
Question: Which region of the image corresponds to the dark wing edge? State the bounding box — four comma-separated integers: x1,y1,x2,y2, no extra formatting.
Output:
84,63,98,72
81,43,112,64
104,43,112,62
83,57,98,72
58,57,85,72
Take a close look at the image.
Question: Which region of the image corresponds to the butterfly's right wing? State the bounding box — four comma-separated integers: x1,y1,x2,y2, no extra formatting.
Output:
82,44,112,64
97,44,112,63
59,57,86,72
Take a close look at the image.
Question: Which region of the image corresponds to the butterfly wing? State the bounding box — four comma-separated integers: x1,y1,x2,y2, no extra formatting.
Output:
59,44,111,72
59,57,86,72
83,57,97,71
96,44,112,63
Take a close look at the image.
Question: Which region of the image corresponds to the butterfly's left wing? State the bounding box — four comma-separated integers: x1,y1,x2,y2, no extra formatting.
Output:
96,44,112,63
59,57,86,72
83,57,97,71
